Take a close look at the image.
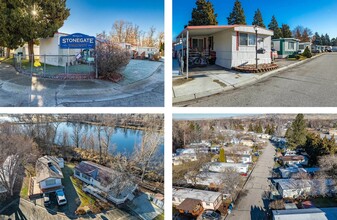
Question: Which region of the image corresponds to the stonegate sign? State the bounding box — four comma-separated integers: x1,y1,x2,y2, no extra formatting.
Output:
60,33,96,49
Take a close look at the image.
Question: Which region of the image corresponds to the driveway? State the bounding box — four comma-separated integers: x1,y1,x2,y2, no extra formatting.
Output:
0,199,69,220
0,60,164,107
179,53,337,107
128,193,163,220
226,141,275,220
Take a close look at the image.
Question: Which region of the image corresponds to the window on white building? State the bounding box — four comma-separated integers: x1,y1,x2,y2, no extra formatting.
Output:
45,179,56,186
240,33,256,46
288,42,295,50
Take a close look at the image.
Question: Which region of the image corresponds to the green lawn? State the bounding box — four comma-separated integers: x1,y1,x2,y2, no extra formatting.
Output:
153,213,164,220
20,176,29,199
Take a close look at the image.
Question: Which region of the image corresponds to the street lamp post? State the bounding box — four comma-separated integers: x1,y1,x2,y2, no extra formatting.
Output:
254,25,259,70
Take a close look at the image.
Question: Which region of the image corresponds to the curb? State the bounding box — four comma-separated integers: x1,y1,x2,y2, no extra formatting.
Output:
173,53,324,104
0,62,164,106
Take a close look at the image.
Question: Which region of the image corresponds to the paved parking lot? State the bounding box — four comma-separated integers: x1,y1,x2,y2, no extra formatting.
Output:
227,141,275,220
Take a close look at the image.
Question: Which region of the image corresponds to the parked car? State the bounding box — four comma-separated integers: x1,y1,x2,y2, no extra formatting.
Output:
56,189,67,206
43,193,51,206
202,210,220,220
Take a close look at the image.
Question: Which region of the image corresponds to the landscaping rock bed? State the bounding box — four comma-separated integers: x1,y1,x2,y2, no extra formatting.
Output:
232,63,279,73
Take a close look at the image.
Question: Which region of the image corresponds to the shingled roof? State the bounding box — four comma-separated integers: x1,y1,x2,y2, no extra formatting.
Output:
36,156,63,183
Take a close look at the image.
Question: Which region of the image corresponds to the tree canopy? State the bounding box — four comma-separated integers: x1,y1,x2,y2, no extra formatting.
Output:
252,9,265,28
286,114,307,150
280,24,292,38
0,0,70,60
268,15,282,39
227,0,246,25
188,0,218,26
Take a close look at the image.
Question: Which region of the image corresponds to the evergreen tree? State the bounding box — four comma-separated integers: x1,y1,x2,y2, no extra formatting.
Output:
227,0,246,25
270,124,276,135
219,148,227,162
8,0,70,62
265,124,271,134
188,0,218,26
321,34,327,45
281,24,292,38
313,32,322,45
255,122,263,133
302,46,312,58
286,114,307,150
252,9,265,28
325,33,331,46
248,123,254,132
268,15,282,39
0,1,25,58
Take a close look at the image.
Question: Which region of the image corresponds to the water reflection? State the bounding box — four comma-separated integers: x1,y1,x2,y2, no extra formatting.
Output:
54,122,164,157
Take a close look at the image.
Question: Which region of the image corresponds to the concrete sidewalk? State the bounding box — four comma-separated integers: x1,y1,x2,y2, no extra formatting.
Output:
0,60,164,107
172,54,323,104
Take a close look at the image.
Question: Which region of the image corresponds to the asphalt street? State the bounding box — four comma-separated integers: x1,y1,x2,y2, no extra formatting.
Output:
181,53,337,107
0,61,164,107
226,142,275,220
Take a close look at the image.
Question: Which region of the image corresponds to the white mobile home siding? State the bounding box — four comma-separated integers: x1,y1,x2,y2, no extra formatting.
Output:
40,33,81,66
40,178,62,190
213,30,233,68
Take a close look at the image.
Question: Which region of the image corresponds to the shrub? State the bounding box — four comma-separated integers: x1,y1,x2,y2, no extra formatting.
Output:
95,42,130,81
75,208,86,215
302,46,312,58
295,55,301,60
153,52,161,61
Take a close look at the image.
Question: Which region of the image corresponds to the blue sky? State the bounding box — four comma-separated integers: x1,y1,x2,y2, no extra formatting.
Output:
59,0,164,37
173,114,253,120
173,0,337,39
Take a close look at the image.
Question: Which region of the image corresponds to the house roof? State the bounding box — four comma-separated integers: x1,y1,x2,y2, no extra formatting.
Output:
176,198,202,212
177,25,273,39
173,188,222,203
75,161,136,191
272,38,300,42
272,207,337,220
280,155,304,161
35,156,63,183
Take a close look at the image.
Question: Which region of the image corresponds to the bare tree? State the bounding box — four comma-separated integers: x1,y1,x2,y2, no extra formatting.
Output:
71,123,82,148
101,126,115,163
0,132,36,196
133,128,162,182
217,168,241,198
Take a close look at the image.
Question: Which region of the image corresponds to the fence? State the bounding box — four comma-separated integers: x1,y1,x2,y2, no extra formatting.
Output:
13,54,97,79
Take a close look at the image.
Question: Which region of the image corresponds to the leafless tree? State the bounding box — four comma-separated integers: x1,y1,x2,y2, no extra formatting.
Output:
71,123,82,148
101,126,115,163
133,128,162,182
218,168,241,198
0,132,36,196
